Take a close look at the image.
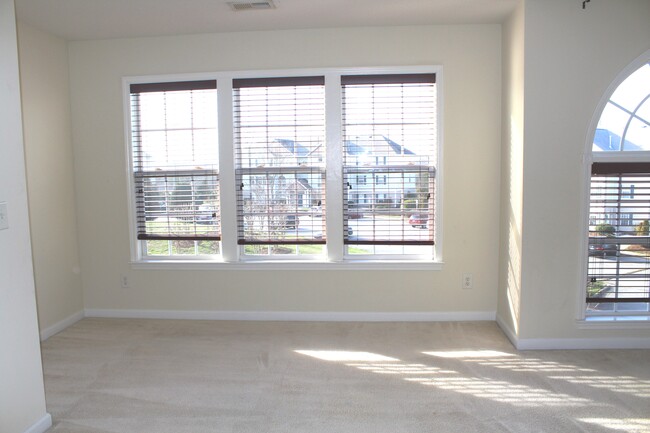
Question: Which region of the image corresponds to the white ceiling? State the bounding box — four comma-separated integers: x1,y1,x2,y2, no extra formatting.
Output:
15,0,518,41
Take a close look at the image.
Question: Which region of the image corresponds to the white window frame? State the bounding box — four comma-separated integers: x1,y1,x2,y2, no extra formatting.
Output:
578,50,650,326
124,67,444,270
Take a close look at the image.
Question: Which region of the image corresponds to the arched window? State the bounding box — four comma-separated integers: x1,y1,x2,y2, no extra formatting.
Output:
586,61,650,319
593,63,650,152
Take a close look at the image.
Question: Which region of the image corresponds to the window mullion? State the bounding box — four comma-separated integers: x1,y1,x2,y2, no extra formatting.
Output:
218,78,238,262
325,73,344,262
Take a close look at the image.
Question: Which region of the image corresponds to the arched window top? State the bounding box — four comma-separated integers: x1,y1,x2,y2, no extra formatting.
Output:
593,63,650,152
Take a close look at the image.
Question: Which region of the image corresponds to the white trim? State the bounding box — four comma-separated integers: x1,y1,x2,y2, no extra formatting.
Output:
85,308,495,322
131,259,443,271
122,77,138,263
217,77,237,263
516,337,650,350
39,310,84,341
23,414,52,433
577,318,650,330
434,68,444,263
495,313,518,348
592,151,650,163
496,314,650,349
577,49,650,321
325,72,344,262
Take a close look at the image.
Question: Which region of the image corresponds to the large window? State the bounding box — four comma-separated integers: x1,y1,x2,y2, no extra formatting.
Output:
586,62,650,317
129,81,220,258
234,77,326,257
126,68,441,266
342,74,436,256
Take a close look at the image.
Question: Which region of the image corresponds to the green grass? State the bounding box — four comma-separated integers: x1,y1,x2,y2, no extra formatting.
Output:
143,220,371,257
587,280,608,297
145,239,219,256
243,244,324,256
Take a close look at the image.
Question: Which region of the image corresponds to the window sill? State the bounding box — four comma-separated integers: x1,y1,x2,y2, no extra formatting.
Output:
131,259,443,271
576,316,650,330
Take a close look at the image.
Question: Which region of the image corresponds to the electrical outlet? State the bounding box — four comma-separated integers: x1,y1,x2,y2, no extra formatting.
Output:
121,274,130,288
462,273,473,289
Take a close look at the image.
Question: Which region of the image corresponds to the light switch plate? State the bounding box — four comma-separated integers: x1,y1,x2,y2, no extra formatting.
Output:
0,202,8,230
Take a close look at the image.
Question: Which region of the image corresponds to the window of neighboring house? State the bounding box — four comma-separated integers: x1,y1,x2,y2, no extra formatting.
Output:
129,80,220,258
233,76,326,257
342,74,437,257
586,61,650,318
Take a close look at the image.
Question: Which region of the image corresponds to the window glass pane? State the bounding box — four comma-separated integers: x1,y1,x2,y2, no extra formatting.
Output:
594,103,627,151
593,63,650,153
136,173,220,239
625,117,650,151
342,76,437,254
239,172,325,244
138,89,218,170
587,170,650,312
234,78,326,256
130,83,220,257
347,244,432,255
610,64,650,112
144,240,220,256
637,99,650,125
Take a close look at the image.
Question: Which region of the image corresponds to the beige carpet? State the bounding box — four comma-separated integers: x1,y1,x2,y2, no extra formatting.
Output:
41,319,650,433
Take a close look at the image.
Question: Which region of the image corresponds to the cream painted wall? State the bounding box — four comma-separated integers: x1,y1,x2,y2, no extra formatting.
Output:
67,25,502,314
497,1,525,338
519,0,650,339
0,0,50,432
17,22,84,333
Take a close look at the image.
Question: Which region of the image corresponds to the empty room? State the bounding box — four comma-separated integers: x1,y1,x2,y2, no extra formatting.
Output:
1,0,650,432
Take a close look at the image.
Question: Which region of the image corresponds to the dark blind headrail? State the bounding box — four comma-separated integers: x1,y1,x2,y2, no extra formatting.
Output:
587,297,650,303
130,80,217,94
233,76,325,89
138,234,221,241
341,73,436,86
237,239,326,245
592,162,650,175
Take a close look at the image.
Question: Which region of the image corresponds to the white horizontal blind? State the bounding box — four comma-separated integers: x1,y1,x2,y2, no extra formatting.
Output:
587,162,650,309
130,81,220,243
233,77,326,246
341,74,436,246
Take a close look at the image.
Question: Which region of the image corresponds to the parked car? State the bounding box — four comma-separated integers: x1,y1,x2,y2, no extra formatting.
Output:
408,214,428,229
588,242,617,256
283,214,299,229
197,204,217,223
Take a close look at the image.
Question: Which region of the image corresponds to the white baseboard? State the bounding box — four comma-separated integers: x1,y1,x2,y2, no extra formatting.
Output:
515,337,650,350
40,310,84,341
495,314,650,349
84,308,497,322
23,413,52,433
495,314,518,348
41,309,650,349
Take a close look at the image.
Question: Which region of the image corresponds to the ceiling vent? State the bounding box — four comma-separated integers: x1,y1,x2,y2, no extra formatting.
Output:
227,0,276,11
